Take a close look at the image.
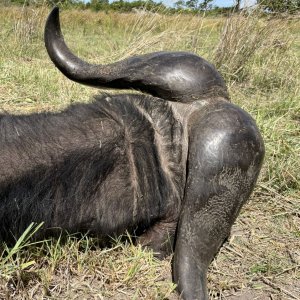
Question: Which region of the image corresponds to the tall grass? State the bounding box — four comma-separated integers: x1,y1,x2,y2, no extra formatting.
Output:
213,11,294,85
212,10,299,195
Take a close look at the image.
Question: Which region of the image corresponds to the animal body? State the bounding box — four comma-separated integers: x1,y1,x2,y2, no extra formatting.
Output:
0,7,265,300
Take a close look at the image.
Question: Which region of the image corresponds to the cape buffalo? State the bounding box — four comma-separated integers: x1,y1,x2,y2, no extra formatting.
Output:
0,7,265,300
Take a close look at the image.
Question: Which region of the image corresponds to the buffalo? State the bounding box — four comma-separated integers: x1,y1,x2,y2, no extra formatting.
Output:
0,7,265,300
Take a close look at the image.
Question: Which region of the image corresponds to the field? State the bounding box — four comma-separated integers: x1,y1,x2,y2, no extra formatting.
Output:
0,4,299,299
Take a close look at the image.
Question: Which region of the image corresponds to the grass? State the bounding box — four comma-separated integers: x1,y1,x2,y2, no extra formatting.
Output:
0,4,299,299
1,232,176,299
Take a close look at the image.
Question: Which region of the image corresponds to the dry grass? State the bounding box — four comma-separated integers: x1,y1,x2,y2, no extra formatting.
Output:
213,11,295,84
0,4,299,300
0,235,176,299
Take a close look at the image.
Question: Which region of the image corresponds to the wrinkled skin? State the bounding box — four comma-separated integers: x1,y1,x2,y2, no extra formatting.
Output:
0,7,264,300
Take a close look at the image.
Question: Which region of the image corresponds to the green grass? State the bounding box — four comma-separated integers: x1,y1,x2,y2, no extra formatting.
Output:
0,4,299,299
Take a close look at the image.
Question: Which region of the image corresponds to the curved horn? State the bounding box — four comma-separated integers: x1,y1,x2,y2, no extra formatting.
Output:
45,7,228,102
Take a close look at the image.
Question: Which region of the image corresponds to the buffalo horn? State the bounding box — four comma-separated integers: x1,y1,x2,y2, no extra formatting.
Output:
45,7,228,102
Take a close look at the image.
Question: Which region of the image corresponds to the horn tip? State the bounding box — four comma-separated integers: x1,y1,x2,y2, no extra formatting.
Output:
45,6,60,34
51,6,59,15
47,6,59,25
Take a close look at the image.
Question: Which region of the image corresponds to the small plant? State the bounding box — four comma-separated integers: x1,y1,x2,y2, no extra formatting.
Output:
0,222,44,278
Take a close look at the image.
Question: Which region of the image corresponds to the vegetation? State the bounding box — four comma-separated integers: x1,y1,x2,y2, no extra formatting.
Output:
3,0,236,15
5,0,300,15
258,0,300,14
0,3,299,299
